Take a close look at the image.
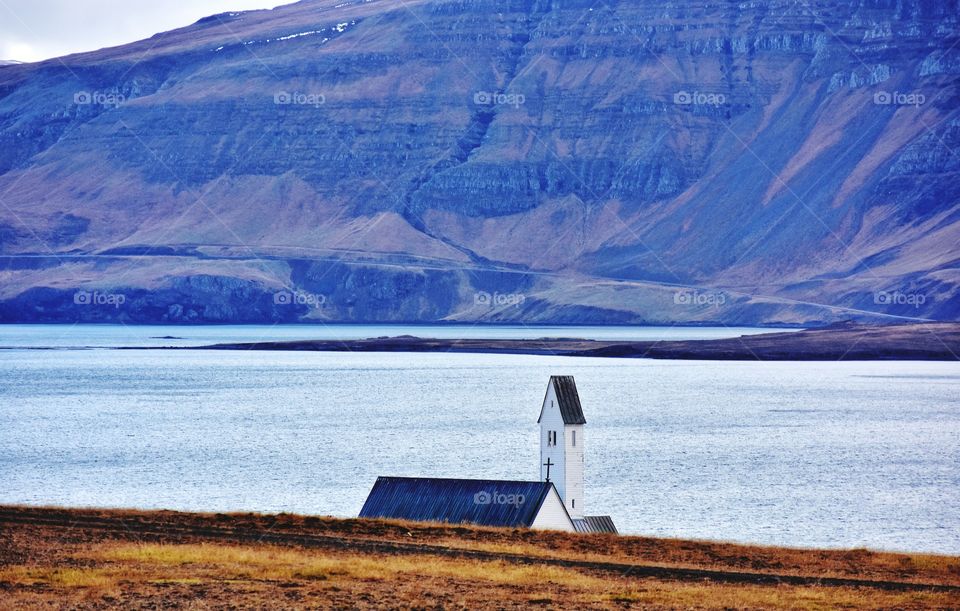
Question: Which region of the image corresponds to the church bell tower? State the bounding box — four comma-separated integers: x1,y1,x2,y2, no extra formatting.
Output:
538,376,585,519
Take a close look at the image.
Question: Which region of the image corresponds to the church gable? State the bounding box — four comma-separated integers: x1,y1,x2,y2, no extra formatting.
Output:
530,486,576,531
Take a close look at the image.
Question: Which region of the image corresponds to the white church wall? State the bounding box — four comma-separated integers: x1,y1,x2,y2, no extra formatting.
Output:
530,486,575,531
539,382,567,503
564,423,585,519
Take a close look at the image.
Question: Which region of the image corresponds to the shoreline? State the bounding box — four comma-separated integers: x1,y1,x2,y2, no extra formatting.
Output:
179,322,960,361
0,321,809,329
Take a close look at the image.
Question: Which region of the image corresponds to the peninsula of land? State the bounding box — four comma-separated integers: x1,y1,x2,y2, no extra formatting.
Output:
187,322,960,361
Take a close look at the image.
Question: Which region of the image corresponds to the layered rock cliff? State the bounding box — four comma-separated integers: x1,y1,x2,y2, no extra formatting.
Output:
0,0,957,324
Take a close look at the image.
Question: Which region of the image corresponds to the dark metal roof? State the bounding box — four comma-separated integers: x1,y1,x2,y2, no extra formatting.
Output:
359,477,560,528
539,375,587,425
572,515,618,534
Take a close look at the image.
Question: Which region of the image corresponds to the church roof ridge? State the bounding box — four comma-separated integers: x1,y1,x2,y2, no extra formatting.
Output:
538,375,587,425
373,476,546,485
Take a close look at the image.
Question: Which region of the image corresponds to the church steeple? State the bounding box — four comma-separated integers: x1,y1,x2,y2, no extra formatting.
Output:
539,376,586,519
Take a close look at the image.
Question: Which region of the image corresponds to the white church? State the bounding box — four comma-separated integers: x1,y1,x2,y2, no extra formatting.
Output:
359,376,617,534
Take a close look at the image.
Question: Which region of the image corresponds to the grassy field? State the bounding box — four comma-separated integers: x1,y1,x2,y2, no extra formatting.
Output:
1,506,958,609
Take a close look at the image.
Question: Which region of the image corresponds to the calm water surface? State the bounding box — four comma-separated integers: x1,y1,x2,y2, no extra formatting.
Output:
0,324,791,348
0,326,957,554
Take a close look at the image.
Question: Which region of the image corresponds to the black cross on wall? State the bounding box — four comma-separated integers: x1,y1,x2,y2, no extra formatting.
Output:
543,457,554,483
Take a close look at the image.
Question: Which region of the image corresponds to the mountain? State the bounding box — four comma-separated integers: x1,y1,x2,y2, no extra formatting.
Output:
0,0,958,325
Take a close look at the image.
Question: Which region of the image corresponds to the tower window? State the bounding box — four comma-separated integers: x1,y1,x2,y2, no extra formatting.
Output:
572,430,576,446
547,431,557,446
572,499,575,509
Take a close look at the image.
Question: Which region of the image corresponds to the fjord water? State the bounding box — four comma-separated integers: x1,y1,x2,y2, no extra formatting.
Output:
0,323,787,348
0,326,957,554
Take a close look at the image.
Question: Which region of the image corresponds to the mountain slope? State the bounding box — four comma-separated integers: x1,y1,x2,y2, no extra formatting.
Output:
0,0,958,324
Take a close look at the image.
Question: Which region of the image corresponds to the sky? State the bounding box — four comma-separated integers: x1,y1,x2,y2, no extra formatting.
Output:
0,0,288,62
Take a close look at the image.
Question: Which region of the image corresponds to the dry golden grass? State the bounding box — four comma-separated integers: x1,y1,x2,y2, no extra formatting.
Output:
92,542,616,589
9,506,957,584
1,507,959,609
425,533,960,583
351,517,960,586
2,540,958,609
0,566,115,588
